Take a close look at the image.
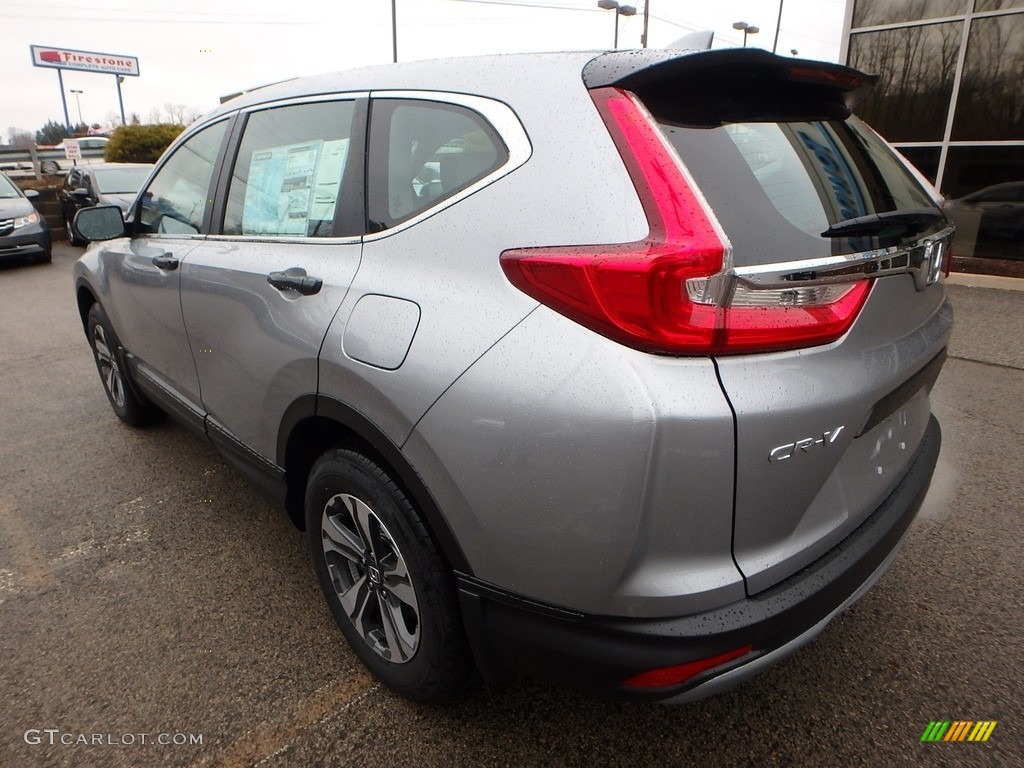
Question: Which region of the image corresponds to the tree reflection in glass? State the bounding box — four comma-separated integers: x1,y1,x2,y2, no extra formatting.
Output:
951,14,1024,140
849,23,962,141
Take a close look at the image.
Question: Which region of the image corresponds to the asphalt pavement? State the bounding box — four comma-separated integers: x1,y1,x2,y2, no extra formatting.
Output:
1,244,1021,767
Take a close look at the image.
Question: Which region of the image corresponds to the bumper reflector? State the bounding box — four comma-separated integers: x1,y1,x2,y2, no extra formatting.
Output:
621,644,754,689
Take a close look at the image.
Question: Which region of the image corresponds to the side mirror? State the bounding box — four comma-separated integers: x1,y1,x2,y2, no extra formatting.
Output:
73,187,90,197
74,205,126,242
24,189,39,199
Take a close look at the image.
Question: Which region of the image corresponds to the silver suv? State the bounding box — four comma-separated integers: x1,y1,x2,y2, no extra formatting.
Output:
72,49,952,704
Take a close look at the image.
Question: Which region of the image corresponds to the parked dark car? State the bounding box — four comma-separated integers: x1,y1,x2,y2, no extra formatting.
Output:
943,181,1024,261
59,163,153,245
0,171,51,264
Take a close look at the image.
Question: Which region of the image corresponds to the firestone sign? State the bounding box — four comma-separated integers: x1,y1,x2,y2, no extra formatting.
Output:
30,45,140,77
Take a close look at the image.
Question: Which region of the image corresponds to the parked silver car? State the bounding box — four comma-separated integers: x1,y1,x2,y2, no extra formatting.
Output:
72,49,952,704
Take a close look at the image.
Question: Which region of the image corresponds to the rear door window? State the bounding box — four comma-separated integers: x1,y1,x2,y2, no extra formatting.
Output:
657,114,938,266
367,99,508,231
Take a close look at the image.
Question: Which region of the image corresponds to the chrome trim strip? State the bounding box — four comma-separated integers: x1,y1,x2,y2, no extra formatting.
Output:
690,226,954,304
235,91,371,113
733,227,953,292
203,233,362,245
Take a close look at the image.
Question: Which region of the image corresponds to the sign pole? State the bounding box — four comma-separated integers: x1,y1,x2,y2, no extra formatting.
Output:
116,75,126,125
56,68,72,136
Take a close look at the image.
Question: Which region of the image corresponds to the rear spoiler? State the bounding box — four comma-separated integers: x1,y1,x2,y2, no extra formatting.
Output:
582,48,877,126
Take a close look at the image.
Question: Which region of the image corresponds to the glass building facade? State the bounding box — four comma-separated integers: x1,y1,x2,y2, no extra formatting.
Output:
844,1,1024,267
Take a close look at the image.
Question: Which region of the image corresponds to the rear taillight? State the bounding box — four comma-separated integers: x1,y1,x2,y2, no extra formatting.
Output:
499,87,871,355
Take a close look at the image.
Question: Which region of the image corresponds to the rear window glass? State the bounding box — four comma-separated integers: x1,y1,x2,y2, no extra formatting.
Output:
657,115,938,266
367,99,508,231
92,167,151,194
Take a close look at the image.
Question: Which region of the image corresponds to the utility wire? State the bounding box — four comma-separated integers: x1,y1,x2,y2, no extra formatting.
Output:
449,0,603,12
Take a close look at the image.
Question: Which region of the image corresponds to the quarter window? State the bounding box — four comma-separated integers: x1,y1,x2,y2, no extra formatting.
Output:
137,120,227,235
368,99,508,231
222,100,357,238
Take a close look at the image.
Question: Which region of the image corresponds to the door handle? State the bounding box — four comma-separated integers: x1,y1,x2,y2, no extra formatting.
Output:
267,267,323,296
152,253,179,271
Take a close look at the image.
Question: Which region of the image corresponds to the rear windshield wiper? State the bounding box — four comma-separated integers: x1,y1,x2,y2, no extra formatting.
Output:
821,208,945,239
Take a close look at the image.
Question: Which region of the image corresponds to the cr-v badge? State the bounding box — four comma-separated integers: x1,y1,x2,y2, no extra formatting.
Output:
769,426,845,463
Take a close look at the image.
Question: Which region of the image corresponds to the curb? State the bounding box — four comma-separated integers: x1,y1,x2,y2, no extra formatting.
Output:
946,273,1024,291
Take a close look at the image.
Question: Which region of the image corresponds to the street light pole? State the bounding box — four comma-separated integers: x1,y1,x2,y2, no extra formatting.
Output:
391,0,398,63
598,1,637,50
732,21,759,48
772,0,785,53
642,0,650,48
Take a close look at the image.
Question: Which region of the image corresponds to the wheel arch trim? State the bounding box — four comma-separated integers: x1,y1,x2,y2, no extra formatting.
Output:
75,277,99,331
279,394,473,575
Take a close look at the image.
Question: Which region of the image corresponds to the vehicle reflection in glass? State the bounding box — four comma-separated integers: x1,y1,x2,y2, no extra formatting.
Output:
943,181,1024,261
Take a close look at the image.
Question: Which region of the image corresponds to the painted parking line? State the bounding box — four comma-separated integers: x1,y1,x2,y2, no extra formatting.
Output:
198,671,378,767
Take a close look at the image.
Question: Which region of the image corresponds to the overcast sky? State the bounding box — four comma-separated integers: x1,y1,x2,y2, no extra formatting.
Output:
2,0,849,138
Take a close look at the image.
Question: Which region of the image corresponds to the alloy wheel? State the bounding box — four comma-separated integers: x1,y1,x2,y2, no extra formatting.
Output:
92,324,126,408
320,493,420,663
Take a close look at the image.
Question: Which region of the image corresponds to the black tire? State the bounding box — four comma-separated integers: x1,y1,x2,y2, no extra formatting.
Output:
86,303,163,426
40,160,59,175
66,208,85,246
306,448,472,702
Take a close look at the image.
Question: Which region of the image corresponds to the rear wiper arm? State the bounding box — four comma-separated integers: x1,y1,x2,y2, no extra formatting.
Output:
821,208,945,239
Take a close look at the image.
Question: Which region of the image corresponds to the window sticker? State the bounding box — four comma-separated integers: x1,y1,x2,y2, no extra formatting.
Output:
308,138,349,223
243,141,322,235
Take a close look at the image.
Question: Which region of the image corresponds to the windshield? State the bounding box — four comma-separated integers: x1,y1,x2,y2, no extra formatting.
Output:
0,175,21,198
93,167,151,194
657,114,941,267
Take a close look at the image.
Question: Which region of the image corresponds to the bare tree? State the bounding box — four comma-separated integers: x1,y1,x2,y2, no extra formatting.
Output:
6,127,34,147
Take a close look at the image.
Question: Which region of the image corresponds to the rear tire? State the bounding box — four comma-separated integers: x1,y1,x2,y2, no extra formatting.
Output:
40,160,59,175
306,448,472,703
86,303,163,426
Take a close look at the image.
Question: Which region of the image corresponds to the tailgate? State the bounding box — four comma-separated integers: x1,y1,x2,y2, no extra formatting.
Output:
717,278,951,593
587,49,954,593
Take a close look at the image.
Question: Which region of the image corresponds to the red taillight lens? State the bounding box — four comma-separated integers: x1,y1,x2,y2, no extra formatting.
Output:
621,645,754,689
499,87,871,355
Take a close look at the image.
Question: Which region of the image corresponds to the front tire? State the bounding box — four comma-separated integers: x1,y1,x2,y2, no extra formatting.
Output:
86,303,162,426
306,448,472,702
66,208,85,246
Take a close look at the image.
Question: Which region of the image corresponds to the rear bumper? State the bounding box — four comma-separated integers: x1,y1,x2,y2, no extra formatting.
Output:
458,415,941,702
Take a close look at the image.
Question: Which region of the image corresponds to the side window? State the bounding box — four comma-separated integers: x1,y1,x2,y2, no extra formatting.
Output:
368,99,508,231
137,120,227,236
222,100,356,238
